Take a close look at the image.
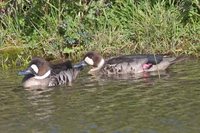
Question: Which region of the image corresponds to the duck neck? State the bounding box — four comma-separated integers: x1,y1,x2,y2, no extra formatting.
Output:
89,58,105,74
34,70,51,79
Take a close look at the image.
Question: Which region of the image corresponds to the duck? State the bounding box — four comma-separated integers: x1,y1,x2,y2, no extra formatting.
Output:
18,57,83,88
74,51,184,76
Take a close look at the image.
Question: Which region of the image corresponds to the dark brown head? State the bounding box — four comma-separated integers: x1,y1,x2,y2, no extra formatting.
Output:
74,51,105,73
19,58,51,79
83,51,103,67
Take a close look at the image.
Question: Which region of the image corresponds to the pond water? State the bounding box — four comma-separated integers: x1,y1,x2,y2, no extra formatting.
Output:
0,60,200,133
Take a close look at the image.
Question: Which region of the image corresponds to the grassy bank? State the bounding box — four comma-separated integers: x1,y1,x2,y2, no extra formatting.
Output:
0,0,200,68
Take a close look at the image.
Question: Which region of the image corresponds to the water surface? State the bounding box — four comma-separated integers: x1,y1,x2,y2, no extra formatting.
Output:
0,60,200,133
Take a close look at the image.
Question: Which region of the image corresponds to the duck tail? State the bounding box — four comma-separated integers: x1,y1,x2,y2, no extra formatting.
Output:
170,55,188,65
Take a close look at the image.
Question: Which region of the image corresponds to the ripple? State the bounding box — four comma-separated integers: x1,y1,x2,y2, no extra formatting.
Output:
0,61,200,132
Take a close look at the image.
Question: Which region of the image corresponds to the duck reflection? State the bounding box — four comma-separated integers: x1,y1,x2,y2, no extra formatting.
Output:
82,70,171,88
90,70,169,80
25,87,55,121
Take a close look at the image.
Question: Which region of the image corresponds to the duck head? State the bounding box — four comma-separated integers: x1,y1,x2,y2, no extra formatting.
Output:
74,51,105,74
19,58,51,79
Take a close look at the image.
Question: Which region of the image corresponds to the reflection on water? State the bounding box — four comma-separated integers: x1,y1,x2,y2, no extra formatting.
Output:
94,69,170,80
0,60,200,133
25,88,55,120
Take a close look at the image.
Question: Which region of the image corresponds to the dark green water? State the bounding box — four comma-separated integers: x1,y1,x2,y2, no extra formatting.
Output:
0,60,200,133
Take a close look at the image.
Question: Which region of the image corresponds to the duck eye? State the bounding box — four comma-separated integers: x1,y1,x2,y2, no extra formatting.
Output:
30,64,39,74
84,57,94,65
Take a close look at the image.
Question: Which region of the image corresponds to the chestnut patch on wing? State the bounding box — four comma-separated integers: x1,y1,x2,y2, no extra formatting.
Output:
142,63,153,69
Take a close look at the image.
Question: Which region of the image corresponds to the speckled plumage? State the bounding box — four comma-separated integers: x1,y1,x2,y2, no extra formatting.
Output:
74,51,182,76
19,58,82,88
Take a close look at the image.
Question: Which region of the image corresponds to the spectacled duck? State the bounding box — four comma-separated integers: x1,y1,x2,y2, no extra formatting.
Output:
19,58,83,88
74,51,184,76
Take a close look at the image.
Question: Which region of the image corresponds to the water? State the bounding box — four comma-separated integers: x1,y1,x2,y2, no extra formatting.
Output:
0,60,200,133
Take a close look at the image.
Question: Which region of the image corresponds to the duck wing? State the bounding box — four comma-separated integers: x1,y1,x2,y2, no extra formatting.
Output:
49,69,75,87
125,54,164,64
103,56,149,74
103,54,178,74
106,54,164,65
50,60,73,75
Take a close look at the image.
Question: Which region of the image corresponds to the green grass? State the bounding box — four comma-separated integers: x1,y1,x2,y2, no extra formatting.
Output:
0,0,200,68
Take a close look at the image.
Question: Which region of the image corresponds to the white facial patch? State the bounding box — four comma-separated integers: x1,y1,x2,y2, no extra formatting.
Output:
31,64,39,74
89,58,105,73
34,70,51,79
84,57,94,65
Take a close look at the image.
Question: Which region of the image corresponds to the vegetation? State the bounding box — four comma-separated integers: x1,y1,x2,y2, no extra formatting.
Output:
0,0,200,68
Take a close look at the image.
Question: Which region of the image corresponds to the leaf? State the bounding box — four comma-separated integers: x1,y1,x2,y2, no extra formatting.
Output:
63,47,75,54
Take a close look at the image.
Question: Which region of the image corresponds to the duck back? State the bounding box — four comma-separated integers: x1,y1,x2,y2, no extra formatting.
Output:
49,68,80,87
102,58,148,75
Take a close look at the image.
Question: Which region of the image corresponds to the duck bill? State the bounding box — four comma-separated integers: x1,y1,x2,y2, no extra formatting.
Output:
73,61,87,70
18,69,32,76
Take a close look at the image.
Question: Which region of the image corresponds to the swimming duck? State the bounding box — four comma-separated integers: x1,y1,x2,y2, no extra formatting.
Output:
74,51,183,75
19,57,83,88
